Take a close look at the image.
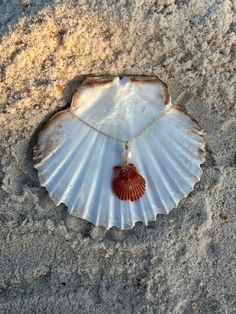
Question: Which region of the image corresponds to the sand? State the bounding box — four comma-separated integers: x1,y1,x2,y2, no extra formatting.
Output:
0,0,235,313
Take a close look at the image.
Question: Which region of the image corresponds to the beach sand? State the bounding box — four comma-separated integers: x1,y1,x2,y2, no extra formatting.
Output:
0,0,235,313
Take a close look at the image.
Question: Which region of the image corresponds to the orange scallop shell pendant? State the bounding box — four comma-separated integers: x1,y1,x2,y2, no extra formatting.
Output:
112,163,146,201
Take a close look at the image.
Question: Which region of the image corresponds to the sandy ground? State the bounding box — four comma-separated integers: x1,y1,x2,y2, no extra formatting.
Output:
0,0,235,313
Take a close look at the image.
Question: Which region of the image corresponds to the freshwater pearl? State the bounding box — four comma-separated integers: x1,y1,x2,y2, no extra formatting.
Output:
122,149,132,162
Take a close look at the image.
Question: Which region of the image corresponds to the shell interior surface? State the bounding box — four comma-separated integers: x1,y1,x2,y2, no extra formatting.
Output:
33,76,205,229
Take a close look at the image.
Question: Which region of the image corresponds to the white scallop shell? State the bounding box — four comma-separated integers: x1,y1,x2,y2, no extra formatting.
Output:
33,76,205,229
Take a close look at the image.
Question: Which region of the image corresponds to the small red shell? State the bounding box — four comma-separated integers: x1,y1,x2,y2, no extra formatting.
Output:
112,164,146,201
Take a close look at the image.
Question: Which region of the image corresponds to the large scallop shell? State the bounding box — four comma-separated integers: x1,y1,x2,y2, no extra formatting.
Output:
33,76,205,229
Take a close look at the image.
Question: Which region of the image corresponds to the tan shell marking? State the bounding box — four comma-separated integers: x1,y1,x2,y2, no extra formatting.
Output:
82,76,114,88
